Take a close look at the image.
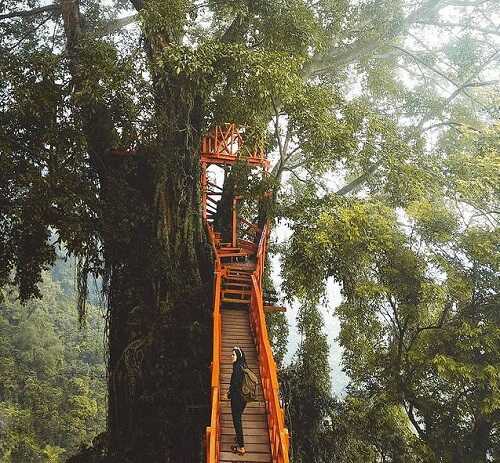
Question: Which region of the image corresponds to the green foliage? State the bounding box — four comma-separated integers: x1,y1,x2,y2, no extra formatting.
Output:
282,187,499,461
0,266,106,462
282,303,333,462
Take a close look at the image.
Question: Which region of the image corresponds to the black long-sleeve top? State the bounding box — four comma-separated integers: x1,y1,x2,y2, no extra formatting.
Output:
229,362,244,401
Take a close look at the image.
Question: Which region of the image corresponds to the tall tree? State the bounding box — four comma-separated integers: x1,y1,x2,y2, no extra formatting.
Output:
282,303,332,462
282,154,499,460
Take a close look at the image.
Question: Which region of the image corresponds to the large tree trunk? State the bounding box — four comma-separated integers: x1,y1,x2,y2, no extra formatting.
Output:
62,2,213,460
104,82,212,463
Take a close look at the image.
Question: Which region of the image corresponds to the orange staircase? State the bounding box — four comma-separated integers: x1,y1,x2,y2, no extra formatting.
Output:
203,125,289,463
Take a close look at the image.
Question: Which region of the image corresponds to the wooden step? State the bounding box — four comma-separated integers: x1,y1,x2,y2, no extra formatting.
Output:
221,338,254,343
223,279,251,285
224,276,252,283
222,310,250,316
222,316,250,321
221,420,267,429
226,268,254,274
221,441,270,454
222,331,252,336
222,336,255,342
221,338,254,344
226,265,255,271
222,294,251,301
221,330,253,336
219,247,243,252
221,405,265,414
221,412,267,427
222,324,252,329
220,426,269,436
220,434,269,444
220,252,250,258
222,325,252,329
221,339,254,344
222,289,251,295
220,452,271,462
222,297,251,304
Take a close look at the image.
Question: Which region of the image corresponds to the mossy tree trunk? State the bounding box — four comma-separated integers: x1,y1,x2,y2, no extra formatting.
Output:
62,2,213,461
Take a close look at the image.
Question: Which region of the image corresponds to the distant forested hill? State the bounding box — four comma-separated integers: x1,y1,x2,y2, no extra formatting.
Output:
0,257,106,462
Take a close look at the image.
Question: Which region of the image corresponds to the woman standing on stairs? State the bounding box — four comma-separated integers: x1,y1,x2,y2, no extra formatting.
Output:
227,346,247,456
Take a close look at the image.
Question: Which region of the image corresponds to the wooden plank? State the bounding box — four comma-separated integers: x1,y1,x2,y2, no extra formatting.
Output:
220,434,269,444
219,252,249,258
221,418,266,427
221,345,255,350
222,322,251,326
222,321,251,326
221,405,266,414
221,330,253,335
222,325,251,330
220,427,269,436
222,289,251,295
221,341,255,346
222,323,251,327
220,339,254,345
220,451,271,462
219,245,242,250
222,298,251,304
221,413,266,422
221,340,254,344
224,277,252,283
221,442,270,453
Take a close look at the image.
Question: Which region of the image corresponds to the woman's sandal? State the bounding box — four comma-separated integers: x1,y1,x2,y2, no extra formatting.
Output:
231,445,245,455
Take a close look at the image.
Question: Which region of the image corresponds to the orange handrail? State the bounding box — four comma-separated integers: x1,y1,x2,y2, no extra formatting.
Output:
202,123,288,462
205,224,222,463
249,225,289,463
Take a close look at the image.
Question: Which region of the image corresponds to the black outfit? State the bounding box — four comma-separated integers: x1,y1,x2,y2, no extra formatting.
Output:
229,361,247,448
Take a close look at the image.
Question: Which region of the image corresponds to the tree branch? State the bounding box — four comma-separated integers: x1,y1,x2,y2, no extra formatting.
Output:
0,4,60,20
415,20,500,36
405,402,426,439
303,0,447,77
335,160,383,196
423,120,483,133
97,14,138,36
129,0,145,12
221,13,249,44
